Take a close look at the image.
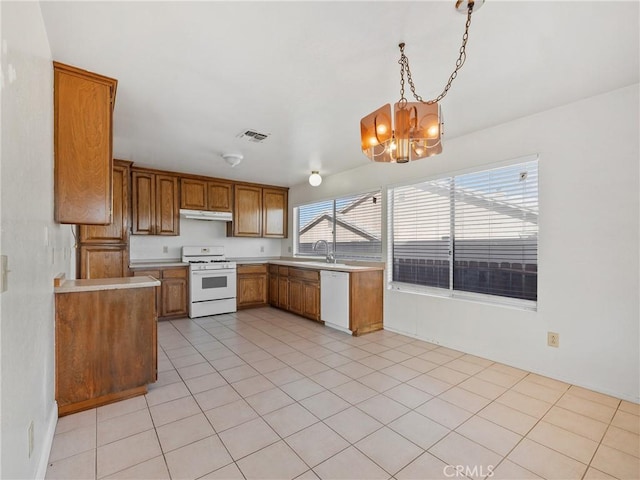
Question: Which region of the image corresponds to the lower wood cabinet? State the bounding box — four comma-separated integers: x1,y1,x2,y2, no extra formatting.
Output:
78,245,129,279
55,285,157,416
132,266,188,319
269,265,320,322
236,264,269,309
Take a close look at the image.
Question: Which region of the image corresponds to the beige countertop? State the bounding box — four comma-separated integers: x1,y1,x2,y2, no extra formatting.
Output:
55,276,161,293
268,259,384,272
129,259,189,268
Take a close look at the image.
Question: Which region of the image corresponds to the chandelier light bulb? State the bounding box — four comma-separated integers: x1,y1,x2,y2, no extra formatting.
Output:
309,171,322,187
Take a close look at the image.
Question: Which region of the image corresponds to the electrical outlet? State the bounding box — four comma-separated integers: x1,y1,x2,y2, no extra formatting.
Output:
288,246,292,253
260,245,264,253
162,246,168,254
28,421,34,458
547,332,559,348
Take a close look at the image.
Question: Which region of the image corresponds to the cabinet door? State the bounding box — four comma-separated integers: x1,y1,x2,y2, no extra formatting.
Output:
302,281,320,321
269,273,279,306
237,273,268,308
131,171,156,235
277,277,289,309
233,185,262,237
79,245,128,279
263,188,288,238
79,160,130,244
54,62,116,225
155,175,180,236
161,268,188,318
288,278,304,315
181,179,207,210
208,181,233,212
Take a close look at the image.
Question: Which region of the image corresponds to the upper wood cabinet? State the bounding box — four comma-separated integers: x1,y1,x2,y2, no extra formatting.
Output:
131,169,179,236
231,185,263,237
79,160,131,244
54,62,117,225
263,188,288,238
77,160,131,279
180,178,232,212
229,184,288,238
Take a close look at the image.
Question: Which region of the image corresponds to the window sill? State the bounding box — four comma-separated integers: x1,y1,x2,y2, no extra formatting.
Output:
388,282,537,312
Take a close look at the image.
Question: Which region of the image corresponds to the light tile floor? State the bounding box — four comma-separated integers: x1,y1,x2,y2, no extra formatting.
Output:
46,307,640,480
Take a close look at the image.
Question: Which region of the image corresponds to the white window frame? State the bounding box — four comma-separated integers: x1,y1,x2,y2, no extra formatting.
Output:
387,154,539,311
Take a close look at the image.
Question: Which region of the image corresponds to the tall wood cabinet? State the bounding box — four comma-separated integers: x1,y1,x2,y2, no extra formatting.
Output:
131,169,180,235
78,160,131,279
229,184,288,238
54,62,117,225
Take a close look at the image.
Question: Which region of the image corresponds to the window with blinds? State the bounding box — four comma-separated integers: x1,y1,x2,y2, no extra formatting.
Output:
390,157,538,303
295,191,382,260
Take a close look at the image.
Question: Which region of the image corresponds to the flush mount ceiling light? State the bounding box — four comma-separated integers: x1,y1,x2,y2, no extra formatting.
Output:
221,153,243,167
360,0,483,163
308,171,322,187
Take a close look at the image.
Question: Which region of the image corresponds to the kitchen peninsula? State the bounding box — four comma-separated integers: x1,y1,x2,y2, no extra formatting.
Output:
54,276,160,416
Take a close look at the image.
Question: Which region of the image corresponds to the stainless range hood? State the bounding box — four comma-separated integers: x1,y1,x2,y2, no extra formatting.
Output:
179,209,232,222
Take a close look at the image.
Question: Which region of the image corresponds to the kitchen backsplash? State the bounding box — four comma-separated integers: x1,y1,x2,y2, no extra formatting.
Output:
129,218,284,260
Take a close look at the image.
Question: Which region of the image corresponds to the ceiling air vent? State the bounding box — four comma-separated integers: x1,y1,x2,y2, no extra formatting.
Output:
236,129,270,143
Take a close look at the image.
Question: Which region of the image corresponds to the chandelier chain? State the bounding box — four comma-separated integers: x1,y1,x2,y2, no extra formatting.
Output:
399,3,474,105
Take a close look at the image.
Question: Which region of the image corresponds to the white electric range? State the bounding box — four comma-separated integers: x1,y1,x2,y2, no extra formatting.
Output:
181,246,237,318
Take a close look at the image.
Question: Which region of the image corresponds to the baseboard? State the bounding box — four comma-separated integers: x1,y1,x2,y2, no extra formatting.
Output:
35,401,57,480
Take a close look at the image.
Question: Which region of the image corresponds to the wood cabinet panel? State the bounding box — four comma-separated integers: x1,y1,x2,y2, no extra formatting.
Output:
131,171,155,235
180,179,207,210
237,265,268,309
180,178,232,213
288,278,304,315
54,62,117,225
55,286,157,416
132,170,179,235
208,182,233,212
278,277,289,309
155,175,179,235
349,271,384,336
269,273,278,306
233,185,262,237
79,160,131,244
132,267,187,319
263,188,288,238
302,281,320,321
79,245,129,279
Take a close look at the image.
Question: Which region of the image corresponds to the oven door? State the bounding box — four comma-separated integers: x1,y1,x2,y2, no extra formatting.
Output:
190,269,237,302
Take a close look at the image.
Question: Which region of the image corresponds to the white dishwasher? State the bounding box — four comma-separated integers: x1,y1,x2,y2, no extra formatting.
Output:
320,270,350,333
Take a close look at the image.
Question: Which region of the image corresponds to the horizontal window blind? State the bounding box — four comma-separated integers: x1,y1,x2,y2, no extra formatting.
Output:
295,190,382,260
453,161,538,300
392,179,451,288
390,158,538,302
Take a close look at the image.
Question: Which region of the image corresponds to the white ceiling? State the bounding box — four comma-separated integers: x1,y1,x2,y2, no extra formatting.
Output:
40,1,639,188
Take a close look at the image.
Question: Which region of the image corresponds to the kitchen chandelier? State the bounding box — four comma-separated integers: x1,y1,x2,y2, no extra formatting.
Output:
360,0,483,163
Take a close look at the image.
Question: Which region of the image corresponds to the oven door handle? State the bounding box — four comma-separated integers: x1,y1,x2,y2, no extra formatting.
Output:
191,270,234,275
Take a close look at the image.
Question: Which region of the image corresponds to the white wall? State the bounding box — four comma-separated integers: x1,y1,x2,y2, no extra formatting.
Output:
286,84,640,403
130,218,282,260
1,3,75,478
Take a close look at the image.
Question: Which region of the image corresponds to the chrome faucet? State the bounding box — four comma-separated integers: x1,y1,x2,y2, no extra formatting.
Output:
313,240,335,263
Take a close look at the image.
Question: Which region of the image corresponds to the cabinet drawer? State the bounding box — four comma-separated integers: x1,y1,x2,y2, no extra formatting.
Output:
132,269,161,281
238,264,268,274
289,268,319,282
161,267,188,279
278,266,289,276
